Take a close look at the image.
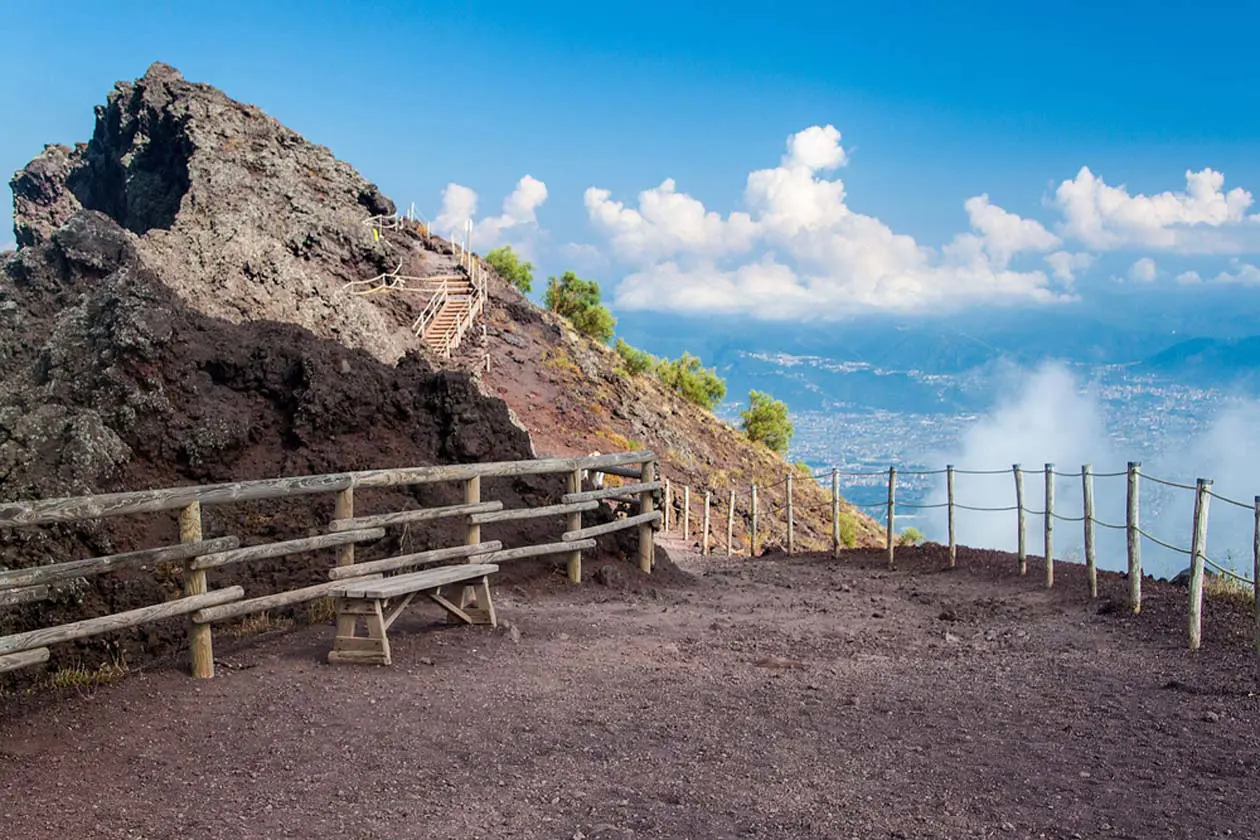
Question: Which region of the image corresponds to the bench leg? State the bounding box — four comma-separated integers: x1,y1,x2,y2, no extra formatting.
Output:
327,598,392,666
466,575,497,627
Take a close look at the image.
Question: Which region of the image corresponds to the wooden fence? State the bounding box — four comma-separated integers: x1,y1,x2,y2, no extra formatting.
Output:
0,451,660,679
664,462,1260,653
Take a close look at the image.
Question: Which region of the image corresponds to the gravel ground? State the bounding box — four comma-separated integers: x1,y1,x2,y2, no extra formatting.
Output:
2,542,1258,839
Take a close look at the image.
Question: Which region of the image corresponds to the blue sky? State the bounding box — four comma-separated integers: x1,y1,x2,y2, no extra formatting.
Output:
4,0,1260,323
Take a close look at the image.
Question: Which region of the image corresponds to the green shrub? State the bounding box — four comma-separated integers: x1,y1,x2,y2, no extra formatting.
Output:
545,271,616,343
484,245,534,293
656,352,726,410
898,527,925,546
740,390,793,455
614,339,656,375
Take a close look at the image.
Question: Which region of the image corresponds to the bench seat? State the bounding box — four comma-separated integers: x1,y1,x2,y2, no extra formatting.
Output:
327,563,500,667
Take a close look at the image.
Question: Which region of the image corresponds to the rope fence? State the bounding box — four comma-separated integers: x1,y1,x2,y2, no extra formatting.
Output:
659,461,1260,654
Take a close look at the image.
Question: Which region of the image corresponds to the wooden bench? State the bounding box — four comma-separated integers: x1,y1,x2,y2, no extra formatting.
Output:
326,563,499,666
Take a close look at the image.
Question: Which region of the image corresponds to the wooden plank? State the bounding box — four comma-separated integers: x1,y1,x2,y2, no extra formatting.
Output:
562,481,661,505
470,501,600,524
0,585,49,607
181,502,214,679
566,470,583,584
0,450,656,528
563,511,661,542
639,461,656,573
333,564,500,600
0,537,240,590
327,541,502,580
191,575,384,624
0,647,49,674
334,488,355,567
478,540,596,564
589,465,642,479
329,501,503,532
0,587,244,657
191,529,384,570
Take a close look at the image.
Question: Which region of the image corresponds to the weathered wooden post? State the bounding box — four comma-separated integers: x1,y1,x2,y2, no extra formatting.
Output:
702,491,712,556
1014,464,1027,575
1126,461,1142,613
181,501,213,679
831,468,841,558
1253,496,1259,654
335,486,355,567
1082,465,1097,599
751,484,759,558
664,479,672,534
638,459,657,574
727,489,736,557
886,466,897,570
945,465,956,568
1044,464,1055,589
683,485,691,542
786,472,795,555
1188,478,1213,650
566,469,583,583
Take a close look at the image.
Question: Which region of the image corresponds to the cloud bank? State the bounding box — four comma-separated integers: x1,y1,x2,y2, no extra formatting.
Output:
435,175,549,258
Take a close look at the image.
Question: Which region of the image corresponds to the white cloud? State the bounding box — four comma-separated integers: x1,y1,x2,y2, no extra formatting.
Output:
1044,251,1095,285
586,125,1075,318
1128,257,1158,283
1053,166,1259,253
1214,261,1260,286
560,242,609,271
1175,270,1202,285
436,175,549,255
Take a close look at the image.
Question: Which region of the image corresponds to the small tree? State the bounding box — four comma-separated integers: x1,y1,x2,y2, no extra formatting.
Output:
740,390,793,455
615,338,655,375
544,270,616,343
656,352,726,410
484,245,534,293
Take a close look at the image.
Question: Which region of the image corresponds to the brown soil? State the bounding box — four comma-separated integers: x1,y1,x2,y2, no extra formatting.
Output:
2,544,1256,839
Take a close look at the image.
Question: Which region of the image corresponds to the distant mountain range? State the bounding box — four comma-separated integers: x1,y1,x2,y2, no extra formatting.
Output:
1143,336,1260,386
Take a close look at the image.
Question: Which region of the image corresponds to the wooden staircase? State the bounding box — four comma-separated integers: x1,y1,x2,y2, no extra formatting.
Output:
414,262,486,359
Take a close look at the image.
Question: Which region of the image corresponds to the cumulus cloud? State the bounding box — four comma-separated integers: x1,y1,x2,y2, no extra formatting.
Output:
586,125,1075,318
1053,166,1259,253
436,175,549,256
1175,270,1202,285
1173,261,1260,287
1044,251,1095,285
1128,257,1158,283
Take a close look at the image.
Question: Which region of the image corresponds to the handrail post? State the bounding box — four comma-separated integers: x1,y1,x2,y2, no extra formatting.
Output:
683,486,691,542
1082,465,1096,599
946,465,956,568
1127,461,1142,613
663,479,672,534
751,484,759,558
831,468,841,558
886,466,897,570
334,487,355,568
181,501,214,679
702,491,712,556
1188,478,1213,650
727,490,736,557
566,469,583,583
1252,495,1259,654
638,459,657,574
1044,464,1055,589
786,473,795,555
1013,464,1026,575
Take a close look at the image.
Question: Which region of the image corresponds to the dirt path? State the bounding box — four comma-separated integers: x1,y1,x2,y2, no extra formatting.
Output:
2,544,1258,839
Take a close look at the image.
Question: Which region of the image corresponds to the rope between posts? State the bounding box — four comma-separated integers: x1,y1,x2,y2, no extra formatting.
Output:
1206,489,1256,512
1143,475,1199,491
953,468,1020,475
896,502,950,510
1092,518,1127,531
954,503,1021,512
1203,556,1256,585
1135,526,1192,555
1050,512,1087,522
1052,469,1084,478
1090,471,1129,478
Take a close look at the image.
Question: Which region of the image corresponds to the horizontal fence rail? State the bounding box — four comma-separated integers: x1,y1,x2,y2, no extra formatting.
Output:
661,460,1260,654
0,451,659,680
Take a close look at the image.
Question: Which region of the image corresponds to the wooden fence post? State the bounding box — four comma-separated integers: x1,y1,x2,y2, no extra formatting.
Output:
751,484,759,558
181,501,214,679
786,473,795,555
1082,464,1097,599
1126,461,1142,613
664,479,672,534
946,465,956,569
727,490,736,557
638,460,657,574
886,467,897,570
831,468,841,558
1188,478,1213,650
334,487,355,567
683,486,691,542
1013,465,1027,575
702,491,712,556
1044,464,1054,589
566,469,583,583
1253,495,1259,654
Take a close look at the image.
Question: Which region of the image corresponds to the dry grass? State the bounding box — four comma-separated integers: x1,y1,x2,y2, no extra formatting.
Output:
42,657,129,693
229,611,295,638
306,596,338,625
